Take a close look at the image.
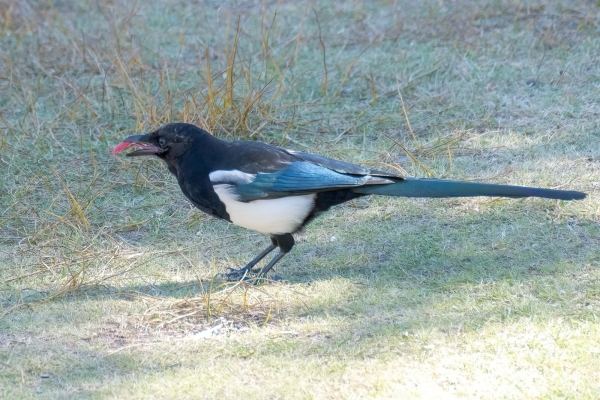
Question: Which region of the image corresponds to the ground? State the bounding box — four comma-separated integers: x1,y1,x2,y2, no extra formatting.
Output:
1,0,599,399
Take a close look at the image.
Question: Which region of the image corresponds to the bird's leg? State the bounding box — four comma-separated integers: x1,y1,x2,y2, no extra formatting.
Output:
256,233,295,277
226,234,295,280
225,239,278,278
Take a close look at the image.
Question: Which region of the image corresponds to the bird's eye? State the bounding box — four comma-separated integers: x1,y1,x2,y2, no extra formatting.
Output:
159,137,166,147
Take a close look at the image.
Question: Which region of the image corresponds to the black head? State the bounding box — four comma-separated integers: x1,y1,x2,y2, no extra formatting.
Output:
113,123,211,161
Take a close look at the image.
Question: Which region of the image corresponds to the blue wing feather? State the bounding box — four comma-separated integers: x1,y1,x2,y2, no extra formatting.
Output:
235,162,375,201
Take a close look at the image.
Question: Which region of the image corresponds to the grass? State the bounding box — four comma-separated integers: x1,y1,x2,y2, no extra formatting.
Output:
1,0,599,398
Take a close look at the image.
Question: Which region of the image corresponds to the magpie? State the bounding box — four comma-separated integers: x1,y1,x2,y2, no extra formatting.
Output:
114,123,587,278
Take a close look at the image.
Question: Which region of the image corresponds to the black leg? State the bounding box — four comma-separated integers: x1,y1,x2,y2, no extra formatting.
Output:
225,242,277,278
257,233,295,277
225,234,295,280
256,251,287,276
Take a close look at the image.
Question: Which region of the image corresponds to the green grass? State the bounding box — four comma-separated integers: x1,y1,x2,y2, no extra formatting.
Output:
1,0,599,398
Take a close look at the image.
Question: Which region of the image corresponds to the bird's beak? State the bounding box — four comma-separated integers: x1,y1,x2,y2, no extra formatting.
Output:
113,134,164,157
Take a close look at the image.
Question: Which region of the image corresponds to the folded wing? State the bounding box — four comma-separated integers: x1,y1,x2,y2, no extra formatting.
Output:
210,159,395,202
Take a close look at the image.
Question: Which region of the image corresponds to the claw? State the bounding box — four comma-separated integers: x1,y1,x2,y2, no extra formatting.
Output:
222,267,281,284
222,268,248,281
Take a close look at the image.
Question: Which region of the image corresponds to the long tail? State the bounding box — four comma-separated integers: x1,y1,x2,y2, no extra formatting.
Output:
353,177,586,201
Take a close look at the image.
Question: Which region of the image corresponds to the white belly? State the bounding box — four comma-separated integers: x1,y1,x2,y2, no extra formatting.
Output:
213,185,315,235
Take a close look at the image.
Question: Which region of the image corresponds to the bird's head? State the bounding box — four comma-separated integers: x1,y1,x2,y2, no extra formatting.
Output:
113,123,206,161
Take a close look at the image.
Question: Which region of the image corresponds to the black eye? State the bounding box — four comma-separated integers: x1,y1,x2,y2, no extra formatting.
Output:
159,137,166,146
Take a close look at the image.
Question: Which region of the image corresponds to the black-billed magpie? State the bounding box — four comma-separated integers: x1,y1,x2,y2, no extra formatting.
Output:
114,123,587,278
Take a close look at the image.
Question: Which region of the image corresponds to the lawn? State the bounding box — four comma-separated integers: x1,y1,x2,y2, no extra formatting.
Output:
1,0,599,398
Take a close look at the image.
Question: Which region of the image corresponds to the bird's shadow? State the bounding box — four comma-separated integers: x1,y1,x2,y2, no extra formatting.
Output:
6,195,593,334
46,198,598,337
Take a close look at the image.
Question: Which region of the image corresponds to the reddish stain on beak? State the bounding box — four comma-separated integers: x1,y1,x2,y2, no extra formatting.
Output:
113,141,135,154
113,141,161,156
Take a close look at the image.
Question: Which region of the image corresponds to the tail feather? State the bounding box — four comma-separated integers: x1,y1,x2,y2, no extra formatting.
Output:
353,178,586,201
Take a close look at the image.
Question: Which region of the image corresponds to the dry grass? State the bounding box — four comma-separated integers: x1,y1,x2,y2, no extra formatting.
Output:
1,0,599,399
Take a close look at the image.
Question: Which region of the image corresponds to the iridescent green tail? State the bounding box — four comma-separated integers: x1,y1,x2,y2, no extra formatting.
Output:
354,178,586,201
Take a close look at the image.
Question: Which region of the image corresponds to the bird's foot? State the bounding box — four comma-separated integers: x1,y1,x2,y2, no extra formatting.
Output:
223,267,252,281
222,267,282,284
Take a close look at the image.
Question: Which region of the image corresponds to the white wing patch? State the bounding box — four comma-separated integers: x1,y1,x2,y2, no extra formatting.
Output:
209,170,255,184
213,185,315,235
